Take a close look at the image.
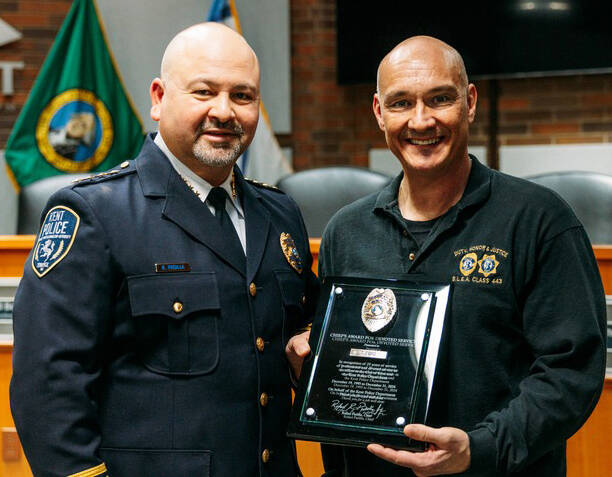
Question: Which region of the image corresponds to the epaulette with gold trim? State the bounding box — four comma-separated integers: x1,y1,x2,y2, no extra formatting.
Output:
71,161,133,186
244,177,283,193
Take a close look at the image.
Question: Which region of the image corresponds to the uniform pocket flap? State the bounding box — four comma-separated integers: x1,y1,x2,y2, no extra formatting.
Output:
274,270,304,307
127,272,219,318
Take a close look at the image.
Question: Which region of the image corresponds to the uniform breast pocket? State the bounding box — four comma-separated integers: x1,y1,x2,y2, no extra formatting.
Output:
127,272,220,376
275,270,306,345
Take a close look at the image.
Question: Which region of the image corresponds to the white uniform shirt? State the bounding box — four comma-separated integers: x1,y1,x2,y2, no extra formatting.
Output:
154,132,246,253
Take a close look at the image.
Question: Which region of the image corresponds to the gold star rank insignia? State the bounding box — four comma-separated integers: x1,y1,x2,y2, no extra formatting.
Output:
478,254,499,277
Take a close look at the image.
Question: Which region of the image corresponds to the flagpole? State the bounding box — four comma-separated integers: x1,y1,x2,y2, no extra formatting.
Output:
4,162,20,193
228,0,243,34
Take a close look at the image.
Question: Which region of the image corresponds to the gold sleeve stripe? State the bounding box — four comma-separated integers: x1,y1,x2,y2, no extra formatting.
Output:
67,463,108,477
296,323,312,334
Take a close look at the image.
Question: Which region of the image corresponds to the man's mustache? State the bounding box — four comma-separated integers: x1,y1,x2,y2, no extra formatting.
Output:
196,120,244,137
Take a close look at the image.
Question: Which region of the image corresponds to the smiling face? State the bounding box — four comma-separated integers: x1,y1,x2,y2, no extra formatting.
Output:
373,37,477,179
150,23,260,176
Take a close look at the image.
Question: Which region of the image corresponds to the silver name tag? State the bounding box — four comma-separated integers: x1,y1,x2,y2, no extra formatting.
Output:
349,348,388,360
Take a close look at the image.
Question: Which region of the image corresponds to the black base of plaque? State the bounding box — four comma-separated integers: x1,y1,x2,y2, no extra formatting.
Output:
287,428,428,452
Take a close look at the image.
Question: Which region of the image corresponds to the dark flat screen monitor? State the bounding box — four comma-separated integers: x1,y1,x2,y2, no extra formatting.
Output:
337,0,612,84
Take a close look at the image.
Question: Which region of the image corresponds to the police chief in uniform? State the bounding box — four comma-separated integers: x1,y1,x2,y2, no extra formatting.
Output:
11,23,318,477
288,37,607,476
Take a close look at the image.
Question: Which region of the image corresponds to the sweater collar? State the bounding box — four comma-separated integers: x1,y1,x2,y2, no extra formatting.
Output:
373,155,492,215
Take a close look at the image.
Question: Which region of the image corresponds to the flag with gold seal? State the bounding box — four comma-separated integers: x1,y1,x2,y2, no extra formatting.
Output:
4,0,144,188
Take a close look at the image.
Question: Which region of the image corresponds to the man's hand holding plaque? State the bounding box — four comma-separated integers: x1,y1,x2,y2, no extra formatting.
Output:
286,329,311,379
367,424,471,475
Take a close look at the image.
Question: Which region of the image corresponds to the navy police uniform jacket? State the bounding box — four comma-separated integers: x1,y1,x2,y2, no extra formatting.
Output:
10,136,319,477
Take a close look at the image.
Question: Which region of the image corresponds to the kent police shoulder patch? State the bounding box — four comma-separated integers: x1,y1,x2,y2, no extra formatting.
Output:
32,206,80,278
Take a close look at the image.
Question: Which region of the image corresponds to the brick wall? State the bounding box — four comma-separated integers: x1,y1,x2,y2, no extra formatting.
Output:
2,0,612,165
0,0,73,148
290,0,382,169
470,76,612,148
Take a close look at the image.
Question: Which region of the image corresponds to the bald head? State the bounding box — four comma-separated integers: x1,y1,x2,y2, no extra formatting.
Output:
371,34,477,182
160,22,259,82
377,36,468,93
149,22,261,184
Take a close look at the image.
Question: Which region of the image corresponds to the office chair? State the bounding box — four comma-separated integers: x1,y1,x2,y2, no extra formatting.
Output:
526,171,612,244
18,173,90,234
276,166,392,237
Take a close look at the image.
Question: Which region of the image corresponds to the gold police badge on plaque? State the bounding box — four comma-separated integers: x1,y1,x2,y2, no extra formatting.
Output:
361,288,397,333
280,232,303,274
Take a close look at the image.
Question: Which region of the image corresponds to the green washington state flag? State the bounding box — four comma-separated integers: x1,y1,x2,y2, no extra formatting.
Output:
5,0,144,188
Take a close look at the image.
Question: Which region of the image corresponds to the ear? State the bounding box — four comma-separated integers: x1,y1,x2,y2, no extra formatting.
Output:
149,78,164,122
466,83,477,123
373,93,385,131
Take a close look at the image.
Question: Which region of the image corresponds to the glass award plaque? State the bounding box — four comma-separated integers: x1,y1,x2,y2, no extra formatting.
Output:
288,276,450,451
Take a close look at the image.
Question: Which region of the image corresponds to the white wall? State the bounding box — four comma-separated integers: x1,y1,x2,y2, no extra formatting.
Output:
0,151,18,234
369,144,612,179
369,146,488,177
500,144,612,177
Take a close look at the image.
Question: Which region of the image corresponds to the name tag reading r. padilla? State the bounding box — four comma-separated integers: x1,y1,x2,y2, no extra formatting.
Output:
288,276,450,451
155,263,191,273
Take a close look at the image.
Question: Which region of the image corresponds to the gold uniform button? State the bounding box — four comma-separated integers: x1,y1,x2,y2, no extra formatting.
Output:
261,449,270,463
256,337,265,352
259,392,269,407
409,252,416,261
120,161,129,168
173,301,183,313
249,282,257,297
402,230,408,237
301,294,306,305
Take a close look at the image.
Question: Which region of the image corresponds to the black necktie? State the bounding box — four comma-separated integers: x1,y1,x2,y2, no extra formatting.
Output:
207,187,246,268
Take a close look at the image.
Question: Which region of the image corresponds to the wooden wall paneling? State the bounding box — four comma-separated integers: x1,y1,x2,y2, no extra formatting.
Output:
0,236,35,278
0,346,31,476
593,245,612,294
566,379,612,475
